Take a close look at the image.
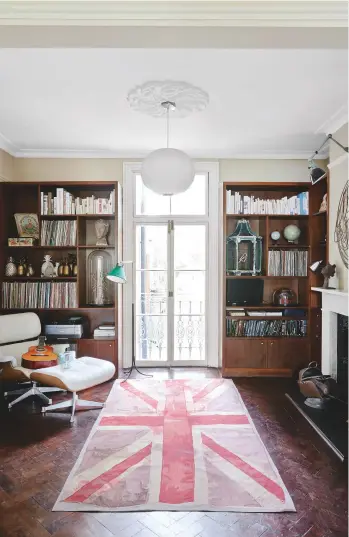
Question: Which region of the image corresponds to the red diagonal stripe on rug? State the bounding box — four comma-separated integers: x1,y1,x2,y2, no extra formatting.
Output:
190,414,249,426
121,381,159,410
192,379,223,403
64,443,152,503
100,416,164,427
202,433,285,502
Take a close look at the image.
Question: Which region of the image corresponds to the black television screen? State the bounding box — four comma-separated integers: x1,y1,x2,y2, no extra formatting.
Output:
226,278,264,306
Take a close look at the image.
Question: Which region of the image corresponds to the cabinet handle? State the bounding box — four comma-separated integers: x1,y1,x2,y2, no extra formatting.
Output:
260,342,264,345
109,344,112,347
270,342,274,345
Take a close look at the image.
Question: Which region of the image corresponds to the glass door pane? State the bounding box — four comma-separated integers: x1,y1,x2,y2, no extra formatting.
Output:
135,225,168,362
173,225,206,361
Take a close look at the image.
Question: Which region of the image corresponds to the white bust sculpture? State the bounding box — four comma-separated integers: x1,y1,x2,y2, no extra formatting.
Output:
95,219,109,246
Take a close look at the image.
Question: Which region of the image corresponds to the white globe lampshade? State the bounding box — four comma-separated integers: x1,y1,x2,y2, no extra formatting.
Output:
141,148,194,196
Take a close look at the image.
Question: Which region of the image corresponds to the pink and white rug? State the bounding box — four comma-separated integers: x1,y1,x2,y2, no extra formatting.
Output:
53,379,295,512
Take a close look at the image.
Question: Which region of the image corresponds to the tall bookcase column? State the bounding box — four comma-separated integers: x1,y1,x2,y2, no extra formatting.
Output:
223,182,311,378
0,182,121,375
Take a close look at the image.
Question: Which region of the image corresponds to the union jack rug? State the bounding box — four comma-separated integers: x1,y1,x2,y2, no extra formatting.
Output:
53,379,295,512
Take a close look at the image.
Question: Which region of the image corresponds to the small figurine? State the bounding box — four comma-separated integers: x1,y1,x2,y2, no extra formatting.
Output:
95,219,109,246
319,193,327,213
5,257,17,276
321,263,336,289
41,255,54,277
54,262,60,277
26,264,34,277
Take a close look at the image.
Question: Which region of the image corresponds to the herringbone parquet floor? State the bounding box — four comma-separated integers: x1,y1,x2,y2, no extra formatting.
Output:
0,369,347,537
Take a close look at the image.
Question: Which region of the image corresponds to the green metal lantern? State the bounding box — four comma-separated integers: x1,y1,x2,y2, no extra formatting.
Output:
226,219,262,276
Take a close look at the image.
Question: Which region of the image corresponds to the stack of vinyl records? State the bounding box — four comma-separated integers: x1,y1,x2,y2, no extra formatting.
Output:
2,282,77,309
268,250,308,276
41,220,76,246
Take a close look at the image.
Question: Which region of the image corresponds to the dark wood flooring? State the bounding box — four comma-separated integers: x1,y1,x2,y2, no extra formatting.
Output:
0,368,347,537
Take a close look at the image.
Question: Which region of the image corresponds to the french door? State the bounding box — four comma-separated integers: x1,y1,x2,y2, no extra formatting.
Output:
135,222,207,365
123,163,220,369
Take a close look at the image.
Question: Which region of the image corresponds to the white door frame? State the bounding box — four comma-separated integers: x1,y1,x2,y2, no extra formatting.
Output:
122,161,220,368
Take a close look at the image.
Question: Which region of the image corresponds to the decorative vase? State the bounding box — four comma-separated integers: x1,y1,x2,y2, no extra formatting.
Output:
58,260,64,277
87,250,113,305
17,261,25,276
5,257,17,276
41,255,54,277
63,259,70,276
95,219,109,246
283,224,301,243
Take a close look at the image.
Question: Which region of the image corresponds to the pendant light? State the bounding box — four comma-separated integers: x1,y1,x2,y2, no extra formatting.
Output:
141,101,195,196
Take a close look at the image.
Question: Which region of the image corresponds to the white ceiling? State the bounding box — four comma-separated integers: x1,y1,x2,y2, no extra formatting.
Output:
0,48,347,158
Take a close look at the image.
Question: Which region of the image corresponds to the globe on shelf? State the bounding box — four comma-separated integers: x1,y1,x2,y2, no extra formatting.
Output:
283,224,301,243
270,231,281,243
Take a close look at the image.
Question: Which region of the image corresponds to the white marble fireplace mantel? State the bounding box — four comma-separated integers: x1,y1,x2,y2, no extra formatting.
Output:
312,287,348,378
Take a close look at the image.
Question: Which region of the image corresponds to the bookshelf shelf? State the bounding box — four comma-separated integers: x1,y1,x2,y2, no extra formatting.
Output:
223,181,311,378
3,277,77,282
7,245,77,250
226,275,309,279
0,181,121,374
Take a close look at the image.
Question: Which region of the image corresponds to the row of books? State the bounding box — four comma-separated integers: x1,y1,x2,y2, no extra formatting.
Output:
268,250,308,276
41,188,115,215
2,282,77,309
227,308,283,317
41,220,77,246
226,319,307,337
226,191,309,215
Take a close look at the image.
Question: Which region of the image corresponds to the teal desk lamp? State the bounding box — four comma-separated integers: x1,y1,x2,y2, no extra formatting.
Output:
107,262,151,381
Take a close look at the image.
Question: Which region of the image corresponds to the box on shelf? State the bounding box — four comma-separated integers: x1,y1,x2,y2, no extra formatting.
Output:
8,237,36,247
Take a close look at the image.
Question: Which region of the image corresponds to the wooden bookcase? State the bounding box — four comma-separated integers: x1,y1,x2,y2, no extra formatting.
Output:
222,181,327,378
0,182,122,374
308,174,329,368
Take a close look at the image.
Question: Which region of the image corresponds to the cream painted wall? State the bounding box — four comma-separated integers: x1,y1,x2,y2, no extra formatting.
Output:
12,156,316,185
0,149,14,182
13,157,123,183
220,158,326,183
328,123,348,291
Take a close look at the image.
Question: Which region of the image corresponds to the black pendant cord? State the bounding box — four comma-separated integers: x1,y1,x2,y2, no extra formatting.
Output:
121,302,152,382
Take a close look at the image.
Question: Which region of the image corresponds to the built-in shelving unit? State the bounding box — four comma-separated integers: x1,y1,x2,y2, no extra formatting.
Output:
0,182,122,371
222,182,313,378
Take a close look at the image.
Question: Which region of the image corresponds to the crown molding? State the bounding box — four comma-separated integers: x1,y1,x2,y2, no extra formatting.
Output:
0,131,19,156
12,148,325,160
315,104,348,135
0,1,347,27
327,152,348,169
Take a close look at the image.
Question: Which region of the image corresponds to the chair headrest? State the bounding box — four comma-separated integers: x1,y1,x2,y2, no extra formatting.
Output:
0,312,41,345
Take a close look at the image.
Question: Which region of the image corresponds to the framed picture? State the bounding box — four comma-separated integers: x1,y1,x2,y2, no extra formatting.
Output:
14,213,39,238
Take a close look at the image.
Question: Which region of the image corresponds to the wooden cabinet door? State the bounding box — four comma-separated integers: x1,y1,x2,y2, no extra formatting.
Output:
267,339,309,372
77,339,116,367
225,339,267,369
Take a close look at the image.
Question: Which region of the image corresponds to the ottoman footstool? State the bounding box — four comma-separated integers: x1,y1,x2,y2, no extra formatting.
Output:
30,356,115,422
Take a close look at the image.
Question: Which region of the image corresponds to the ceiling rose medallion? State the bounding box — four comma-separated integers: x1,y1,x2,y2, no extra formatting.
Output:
127,80,209,118
127,81,209,196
